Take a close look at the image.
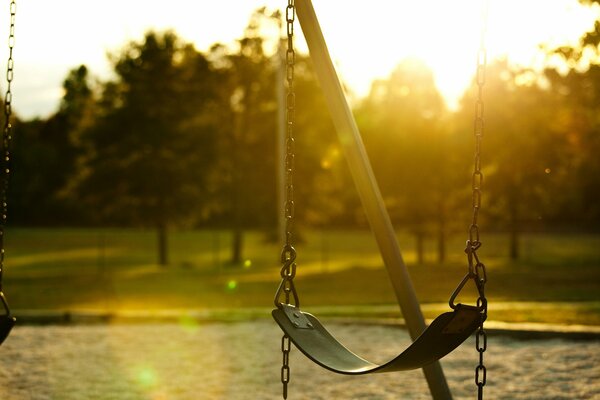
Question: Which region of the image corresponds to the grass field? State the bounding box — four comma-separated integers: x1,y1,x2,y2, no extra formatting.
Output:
3,228,600,325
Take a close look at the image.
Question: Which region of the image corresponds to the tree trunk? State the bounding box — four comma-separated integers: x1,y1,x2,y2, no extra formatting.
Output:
437,227,445,265
229,93,245,267
509,201,519,260
231,228,243,265
509,223,519,260
415,230,425,265
437,209,446,265
157,221,168,266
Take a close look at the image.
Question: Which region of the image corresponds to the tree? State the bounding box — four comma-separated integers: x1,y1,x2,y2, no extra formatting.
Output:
70,32,219,266
204,9,280,265
10,65,93,225
453,59,569,259
545,0,600,227
292,55,349,230
356,59,451,263
542,66,600,226
203,7,346,265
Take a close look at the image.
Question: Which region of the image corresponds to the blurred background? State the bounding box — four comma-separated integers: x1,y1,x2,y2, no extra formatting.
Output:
0,1,599,399
0,0,599,325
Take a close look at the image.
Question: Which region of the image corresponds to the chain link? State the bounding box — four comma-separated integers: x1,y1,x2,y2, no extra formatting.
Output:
468,3,489,399
276,1,297,398
0,0,16,298
280,334,291,399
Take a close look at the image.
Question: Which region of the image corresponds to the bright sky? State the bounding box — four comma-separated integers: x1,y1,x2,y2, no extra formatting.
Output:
0,0,598,119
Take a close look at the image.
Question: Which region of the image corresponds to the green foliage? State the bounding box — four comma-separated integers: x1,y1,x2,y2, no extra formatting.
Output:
291,55,344,227
10,65,93,225
356,59,451,227
207,11,279,231
543,64,600,223
71,32,218,228
543,2,600,226
551,1,600,63
455,60,567,228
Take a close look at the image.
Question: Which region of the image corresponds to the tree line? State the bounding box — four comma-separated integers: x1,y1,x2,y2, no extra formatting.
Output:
6,8,600,265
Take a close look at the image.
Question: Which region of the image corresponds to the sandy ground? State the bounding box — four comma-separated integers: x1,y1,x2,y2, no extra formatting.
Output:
0,320,598,399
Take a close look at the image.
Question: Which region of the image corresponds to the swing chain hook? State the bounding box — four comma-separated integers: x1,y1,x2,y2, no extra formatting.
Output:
274,244,300,308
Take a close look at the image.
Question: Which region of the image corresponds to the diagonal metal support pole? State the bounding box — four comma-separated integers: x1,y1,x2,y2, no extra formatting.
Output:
294,1,452,398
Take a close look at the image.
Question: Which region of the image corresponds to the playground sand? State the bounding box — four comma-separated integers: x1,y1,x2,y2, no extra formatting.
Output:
0,320,598,399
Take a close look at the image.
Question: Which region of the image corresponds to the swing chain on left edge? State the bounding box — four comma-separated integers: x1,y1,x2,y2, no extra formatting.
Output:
276,1,298,398
0,0,16,310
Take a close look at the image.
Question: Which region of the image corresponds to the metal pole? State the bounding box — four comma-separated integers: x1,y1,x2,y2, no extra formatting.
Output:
294,1,452,398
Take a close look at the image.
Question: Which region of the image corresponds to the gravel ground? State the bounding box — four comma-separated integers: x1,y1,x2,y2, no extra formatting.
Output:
0,320,598,399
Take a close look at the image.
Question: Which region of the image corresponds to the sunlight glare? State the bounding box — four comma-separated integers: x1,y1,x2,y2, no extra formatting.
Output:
306,0,600,108
6,0,600,118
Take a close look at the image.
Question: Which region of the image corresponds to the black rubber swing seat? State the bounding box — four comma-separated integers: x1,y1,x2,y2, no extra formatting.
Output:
0,292,15,345
0,314,15,345
272,303,484,374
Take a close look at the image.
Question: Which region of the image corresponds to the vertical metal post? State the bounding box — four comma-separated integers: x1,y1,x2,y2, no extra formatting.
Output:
294,1,452,398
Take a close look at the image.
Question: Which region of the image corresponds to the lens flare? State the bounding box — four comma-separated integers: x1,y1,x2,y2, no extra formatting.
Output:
137,367,157,387
179,314,200,332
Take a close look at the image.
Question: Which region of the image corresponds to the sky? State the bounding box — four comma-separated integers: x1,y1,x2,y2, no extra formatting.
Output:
0,0,598,119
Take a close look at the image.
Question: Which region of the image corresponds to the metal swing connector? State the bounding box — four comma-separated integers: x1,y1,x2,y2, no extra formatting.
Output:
279,303,314,330
274,244,300,309
274,277,300,309
449,273,484,311
448,274,487,315
449,240,487,312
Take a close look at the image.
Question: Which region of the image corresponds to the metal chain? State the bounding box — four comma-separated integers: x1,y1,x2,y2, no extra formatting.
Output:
0,0,16,299
274,0,299,310
275,1,298,398
280,333,291,399
468,3,489,399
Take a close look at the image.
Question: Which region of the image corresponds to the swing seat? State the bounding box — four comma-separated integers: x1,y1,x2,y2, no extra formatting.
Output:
0,292,14,345
0,314,15,345
273,303,484,374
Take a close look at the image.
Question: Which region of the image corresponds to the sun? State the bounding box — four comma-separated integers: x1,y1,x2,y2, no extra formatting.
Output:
299,0,485,108
298,0,599,109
